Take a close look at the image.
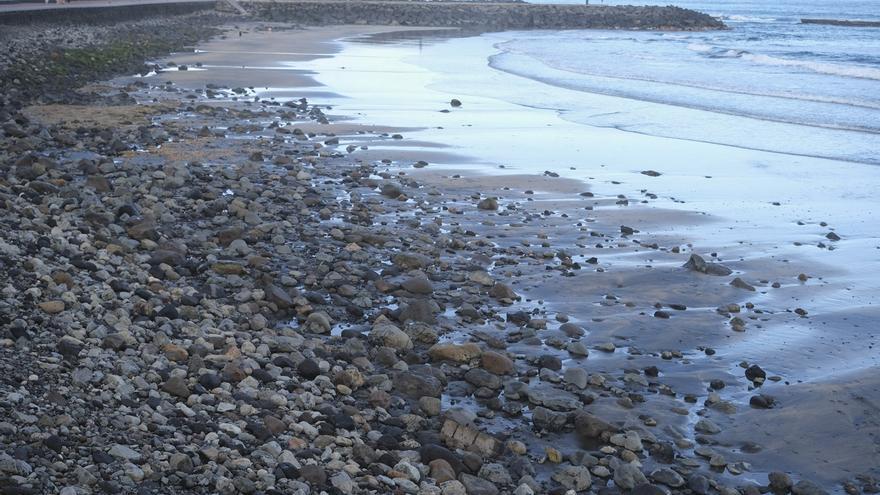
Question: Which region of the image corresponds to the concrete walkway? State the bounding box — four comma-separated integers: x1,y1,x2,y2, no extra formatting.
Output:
0,0,215,13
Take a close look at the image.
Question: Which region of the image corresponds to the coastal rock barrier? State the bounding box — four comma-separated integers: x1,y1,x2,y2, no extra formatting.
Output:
0,1,215,25
801,18,880,27
240,0,726,31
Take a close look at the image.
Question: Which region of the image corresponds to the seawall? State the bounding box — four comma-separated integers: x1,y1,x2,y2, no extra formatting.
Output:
0,1,215,25
241,0,726,31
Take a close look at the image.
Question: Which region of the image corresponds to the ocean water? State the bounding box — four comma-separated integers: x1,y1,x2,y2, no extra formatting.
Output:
489,0,880,164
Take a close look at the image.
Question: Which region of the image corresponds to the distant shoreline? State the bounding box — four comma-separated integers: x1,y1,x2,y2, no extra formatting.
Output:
801,18,880,27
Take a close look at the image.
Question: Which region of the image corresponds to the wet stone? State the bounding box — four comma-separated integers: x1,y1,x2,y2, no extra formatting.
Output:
689,474,710,495
465,368,502,389
552,465,592,491
615,463,648,490
481,351,514,375
460,473,499,495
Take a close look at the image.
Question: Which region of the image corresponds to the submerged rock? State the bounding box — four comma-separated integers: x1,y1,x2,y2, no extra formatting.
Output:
683,253,733,276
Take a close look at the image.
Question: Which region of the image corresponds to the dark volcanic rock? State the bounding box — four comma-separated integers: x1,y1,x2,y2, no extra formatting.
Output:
683,253,733,276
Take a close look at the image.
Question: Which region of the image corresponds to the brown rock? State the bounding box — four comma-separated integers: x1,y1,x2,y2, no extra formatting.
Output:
86,175,112,192
162,376,191,399
393,252,431,270
126,221,158,241
428,342,482,363
477,197,498,210
163,344,189,362
401,277,433,295
212,262,246,275
440,419,501,456
429,459,456,483
264,415,287,435
39,301,65,314
216,228,243,247
334,368,365,390
574,411,617,439
51,271,74,288
481,351,514,375
488,282,519,301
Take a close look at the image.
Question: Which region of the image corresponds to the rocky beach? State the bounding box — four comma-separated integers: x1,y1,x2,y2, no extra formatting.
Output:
1,8,878,495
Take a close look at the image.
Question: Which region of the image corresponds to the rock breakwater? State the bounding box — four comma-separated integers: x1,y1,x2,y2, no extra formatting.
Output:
243,0,725,31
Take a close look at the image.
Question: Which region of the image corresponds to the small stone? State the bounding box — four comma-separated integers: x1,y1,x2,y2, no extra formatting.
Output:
465,368,502,389
330,471,355,492
614,463,648,490
552,465,592,491
298,359,321,380
559,322,585,337
597,342,616,352
57,336,84,358
745,364,767,383
769,472,793,494
506,440,527,455
544,446,562,463
731,277,756,291
162,376,191,399
108,444,141,462
370,319,413,350
650,468,685,488
169,453,194,473
300,464,327,485
632,483,671,495
211,262,245,275
688,474,710,495
792,480,829,495
683,253,732,276
488,282,518,301
430,459,457,483
567,341,589,356
513,484,535,495
563,368,588,388
163,343,189,362
441,480,467,495
39,301,65,314
459,473,499,495
694,419,721,434
478,463,512,485
574,412,616,438
402,277,433,295
305,311,332,333
709,453,726,467
125,463,144,482
750,394,776,409
420,396,442,416
478,197,498,210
